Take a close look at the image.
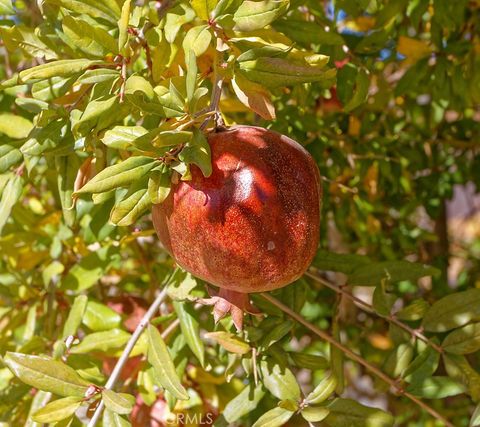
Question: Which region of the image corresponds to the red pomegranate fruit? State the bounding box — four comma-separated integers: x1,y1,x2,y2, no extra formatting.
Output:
152,126,321,328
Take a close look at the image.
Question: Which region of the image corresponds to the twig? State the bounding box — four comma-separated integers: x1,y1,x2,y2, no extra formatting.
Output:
119,57,128,103
200,50,225,130
260,293,454,427
321,176,358,194
87,285,171,427
305,269,444,354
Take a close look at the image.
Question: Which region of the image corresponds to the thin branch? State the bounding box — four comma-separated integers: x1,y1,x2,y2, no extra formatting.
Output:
119,57,128,103
87,285,171,427
260,293,453,427
201,49,225,130
305,269,444,354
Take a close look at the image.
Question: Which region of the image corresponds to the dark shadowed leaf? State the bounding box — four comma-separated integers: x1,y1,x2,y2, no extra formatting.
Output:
325,398,394,427
422,289,480,332
443,323,480,355
406,376,466,399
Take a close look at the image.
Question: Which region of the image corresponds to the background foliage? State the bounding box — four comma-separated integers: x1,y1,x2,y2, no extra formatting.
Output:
0,0,479,426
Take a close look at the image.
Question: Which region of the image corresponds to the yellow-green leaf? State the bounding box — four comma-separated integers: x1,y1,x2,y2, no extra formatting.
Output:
252,406,294,427
205,331,251,354
191,0,217,20
31,397,82,423
0,113,33,139
3,352,90,397
19,59,106,82
146,324,189,400
75,156,159,194
233,0,289,32
102,389,135,415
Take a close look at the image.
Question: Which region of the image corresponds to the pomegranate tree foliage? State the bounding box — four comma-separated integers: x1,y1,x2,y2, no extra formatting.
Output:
0,0,479,425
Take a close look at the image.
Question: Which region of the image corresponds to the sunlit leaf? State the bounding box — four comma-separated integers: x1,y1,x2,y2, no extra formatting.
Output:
4,352,90,397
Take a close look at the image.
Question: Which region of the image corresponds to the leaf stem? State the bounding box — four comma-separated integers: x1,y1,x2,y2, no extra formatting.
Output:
305,269,444,354
87,276,174,426
260,292,454,427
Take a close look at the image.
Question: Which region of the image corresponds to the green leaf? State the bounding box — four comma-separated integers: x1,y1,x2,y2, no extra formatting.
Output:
62,16,117,58
103,409,131,427
32,76,77,101
83,301,122,331
259,358,300,401
372,280,396,316
22,119,72,156
182,25,212,57
237,57,336,88
301,406,330,423
0,145,22,174
404,346,440,383
343,68,370,113
252,406,294,427
153,130,193,148
75,156,159,194
173,301,205,366
0,174,23,235
19,59,106,82
71,95,119,135
3,352,90,397
443,323,480,355
325,398,394,427
48,0,120,23
148,167,172,204
78,68,120,84
422,289,480,332
233,0,289,32
0,0,14,14
260,320,293,349
0,113,33,139
110,179,151,226
395,299,430,321
289,352,329,370
273,20,344,47
383,343,414,378
118,0,131,54
205,331,251,354
178,129,212,177
146,324,189,400
470,403,480,427
191,0,217,20
312,250,371,274
305,371,337,404
102,389,135,415
406,376,466,399
62,295,88,338
0,25,57,60
31,396,82,423
55,153,80,226
61,246,114,291
349,260,440,286
223,383,265,423
444,354,480,402
70,329,131,354
101,126,149,150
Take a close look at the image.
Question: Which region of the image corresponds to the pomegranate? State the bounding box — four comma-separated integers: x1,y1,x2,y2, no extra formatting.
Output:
152,126,321,328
